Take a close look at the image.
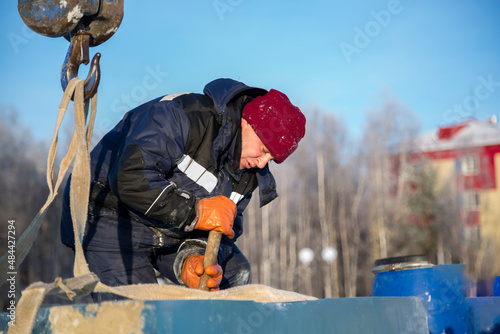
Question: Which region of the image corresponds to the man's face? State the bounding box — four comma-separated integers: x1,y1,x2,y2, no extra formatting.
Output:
239,118,274,170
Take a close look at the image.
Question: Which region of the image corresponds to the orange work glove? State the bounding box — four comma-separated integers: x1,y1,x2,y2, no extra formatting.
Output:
180,254,223,291
194,196,236,239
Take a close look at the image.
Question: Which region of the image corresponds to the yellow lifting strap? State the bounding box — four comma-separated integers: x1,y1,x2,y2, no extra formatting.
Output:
5,78,98,334
0,77,95,286
3,78,314,334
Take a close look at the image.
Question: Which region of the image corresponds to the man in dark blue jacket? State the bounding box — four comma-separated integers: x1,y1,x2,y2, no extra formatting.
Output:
61,78,306,301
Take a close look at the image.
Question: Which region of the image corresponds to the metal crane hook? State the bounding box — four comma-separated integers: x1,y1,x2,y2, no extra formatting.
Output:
60,31,101,100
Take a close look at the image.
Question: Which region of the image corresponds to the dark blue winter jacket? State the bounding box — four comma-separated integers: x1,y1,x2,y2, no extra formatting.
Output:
61,78,278,278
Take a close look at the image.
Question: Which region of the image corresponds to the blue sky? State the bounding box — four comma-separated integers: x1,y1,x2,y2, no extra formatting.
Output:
1,0,500,142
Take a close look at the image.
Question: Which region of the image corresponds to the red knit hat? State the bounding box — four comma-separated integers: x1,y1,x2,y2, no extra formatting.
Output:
242,89,306,163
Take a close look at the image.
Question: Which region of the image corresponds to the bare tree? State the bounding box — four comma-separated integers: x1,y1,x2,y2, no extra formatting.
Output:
361,94,420,261
0,107,76,310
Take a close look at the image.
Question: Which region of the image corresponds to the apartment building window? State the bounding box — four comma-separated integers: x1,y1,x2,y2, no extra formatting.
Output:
461,155,479,175
464,192,480,210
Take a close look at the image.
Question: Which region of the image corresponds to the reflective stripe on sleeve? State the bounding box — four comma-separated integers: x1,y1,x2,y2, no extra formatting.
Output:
176,154,217,193
229,192,244,204
160,92,190,102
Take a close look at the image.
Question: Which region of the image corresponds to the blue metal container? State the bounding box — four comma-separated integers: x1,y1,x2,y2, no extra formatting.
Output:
372,259,473,333
0,298,430,333
494,276,500,296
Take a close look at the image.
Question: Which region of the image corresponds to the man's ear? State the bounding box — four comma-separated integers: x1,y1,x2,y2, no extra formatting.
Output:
241,118,249,129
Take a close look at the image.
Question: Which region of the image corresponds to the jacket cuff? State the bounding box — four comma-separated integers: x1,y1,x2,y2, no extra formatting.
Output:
183,199,199,232
173,239,207,285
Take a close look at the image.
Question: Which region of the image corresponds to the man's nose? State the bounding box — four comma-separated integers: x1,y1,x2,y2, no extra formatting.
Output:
257,154,272,168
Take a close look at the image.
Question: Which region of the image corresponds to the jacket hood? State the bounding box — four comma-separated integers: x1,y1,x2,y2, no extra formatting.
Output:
203,78,268,125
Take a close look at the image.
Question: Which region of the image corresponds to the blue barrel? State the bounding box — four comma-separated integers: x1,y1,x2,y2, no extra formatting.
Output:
494,276,500,296
372,257,472,334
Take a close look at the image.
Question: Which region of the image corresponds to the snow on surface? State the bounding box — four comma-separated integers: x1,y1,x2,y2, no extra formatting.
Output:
413,120,500,152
